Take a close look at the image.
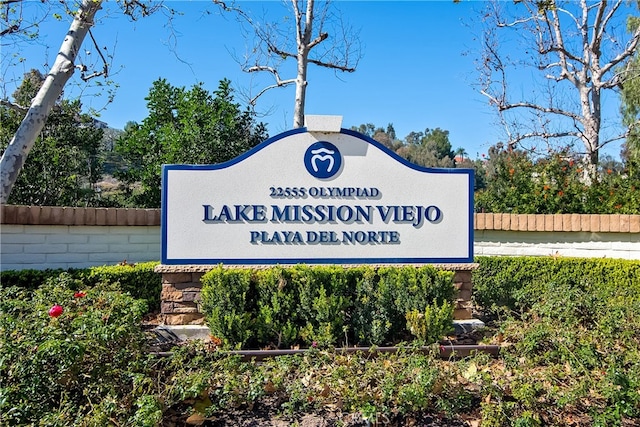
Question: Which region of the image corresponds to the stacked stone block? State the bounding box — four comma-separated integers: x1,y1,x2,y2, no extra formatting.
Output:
157,266,208,325
453,269,474,320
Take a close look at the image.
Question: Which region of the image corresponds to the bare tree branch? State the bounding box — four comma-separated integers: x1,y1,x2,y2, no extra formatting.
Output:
477,0,638,169
0,98,28,113
213,0,361,127
78,28,109,81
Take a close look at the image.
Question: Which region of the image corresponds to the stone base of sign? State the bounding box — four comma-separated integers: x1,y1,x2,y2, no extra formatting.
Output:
155,263,480,326
448,264,479,320
157,265,209,326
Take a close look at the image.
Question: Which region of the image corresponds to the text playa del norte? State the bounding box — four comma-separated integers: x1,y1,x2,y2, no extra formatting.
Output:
201,203,444,245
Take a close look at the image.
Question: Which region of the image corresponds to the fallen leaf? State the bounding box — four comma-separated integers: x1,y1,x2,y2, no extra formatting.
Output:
185,413,206,426
264,380,277,393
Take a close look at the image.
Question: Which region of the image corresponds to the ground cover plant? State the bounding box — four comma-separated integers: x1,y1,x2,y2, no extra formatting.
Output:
0,275,160,426
1,257,639,425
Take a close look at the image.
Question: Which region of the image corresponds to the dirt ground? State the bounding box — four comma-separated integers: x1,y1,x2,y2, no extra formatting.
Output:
163,404,476,426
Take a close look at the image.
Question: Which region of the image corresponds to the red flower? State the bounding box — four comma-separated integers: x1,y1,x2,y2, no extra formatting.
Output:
48,304,64,318
74,292,86,298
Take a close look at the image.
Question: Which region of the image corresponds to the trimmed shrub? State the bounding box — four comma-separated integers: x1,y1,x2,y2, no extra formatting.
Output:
254,266,300,348
472,256,640,317
200,265,456,349
0,261,161,312
406,301,455,345
83,261,161,311
200,266,256,349
353,266,455,345
293,265,358,347
0,268,79,291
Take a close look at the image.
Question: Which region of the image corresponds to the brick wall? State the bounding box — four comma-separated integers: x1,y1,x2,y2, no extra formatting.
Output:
474,213,640,259
474,213,640,233
1,206,639,272
0,206,161,270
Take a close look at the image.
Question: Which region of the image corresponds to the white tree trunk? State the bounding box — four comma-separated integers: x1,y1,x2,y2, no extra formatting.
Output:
292,0,314,129
0,0,103,203
213,0,358,129
293,53,309,128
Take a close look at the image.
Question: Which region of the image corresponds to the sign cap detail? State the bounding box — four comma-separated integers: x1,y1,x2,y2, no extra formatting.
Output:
304,115,343,133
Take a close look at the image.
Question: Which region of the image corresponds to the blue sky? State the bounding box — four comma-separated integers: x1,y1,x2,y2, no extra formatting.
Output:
2,0,629,159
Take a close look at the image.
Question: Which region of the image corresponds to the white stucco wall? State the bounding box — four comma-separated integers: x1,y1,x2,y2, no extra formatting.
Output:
474,230,640,260
1,224,638,271
1,208,638,271
0,224,161,270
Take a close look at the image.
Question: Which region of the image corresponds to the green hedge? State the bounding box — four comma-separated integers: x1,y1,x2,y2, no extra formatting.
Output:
473,256,640,316
83,262,161,311
200,264,456,349
0,261,161,312
0,268,74,291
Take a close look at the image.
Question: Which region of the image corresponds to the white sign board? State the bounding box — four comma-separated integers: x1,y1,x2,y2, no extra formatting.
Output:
161,127,473,265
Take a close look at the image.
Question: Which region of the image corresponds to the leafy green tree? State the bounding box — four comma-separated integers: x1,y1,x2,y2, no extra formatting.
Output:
351,123,403,151
115,78,268,208
621,15,640,175
373,124,403,151
0,70,104,206
351,123,377,138
396,128,455,168
475,144,640,214
351,124,457,167
100,127,126,176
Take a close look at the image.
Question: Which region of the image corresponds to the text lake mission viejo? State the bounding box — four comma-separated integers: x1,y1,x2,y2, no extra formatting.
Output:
161,117,473,265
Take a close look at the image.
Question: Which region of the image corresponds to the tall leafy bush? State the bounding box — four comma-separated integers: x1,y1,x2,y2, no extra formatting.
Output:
0,275,159,425
200,266,256,349
83,261,161,311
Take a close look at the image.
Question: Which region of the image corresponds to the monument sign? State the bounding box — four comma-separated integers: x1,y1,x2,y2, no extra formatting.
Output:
161,116,473,265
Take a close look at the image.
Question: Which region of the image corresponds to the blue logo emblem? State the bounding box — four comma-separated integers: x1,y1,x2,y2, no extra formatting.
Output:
304,141,342,179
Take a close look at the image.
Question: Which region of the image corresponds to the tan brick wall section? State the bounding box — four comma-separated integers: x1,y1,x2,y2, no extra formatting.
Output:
3,206,639,233
0,205,160,226
473,213,640,233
